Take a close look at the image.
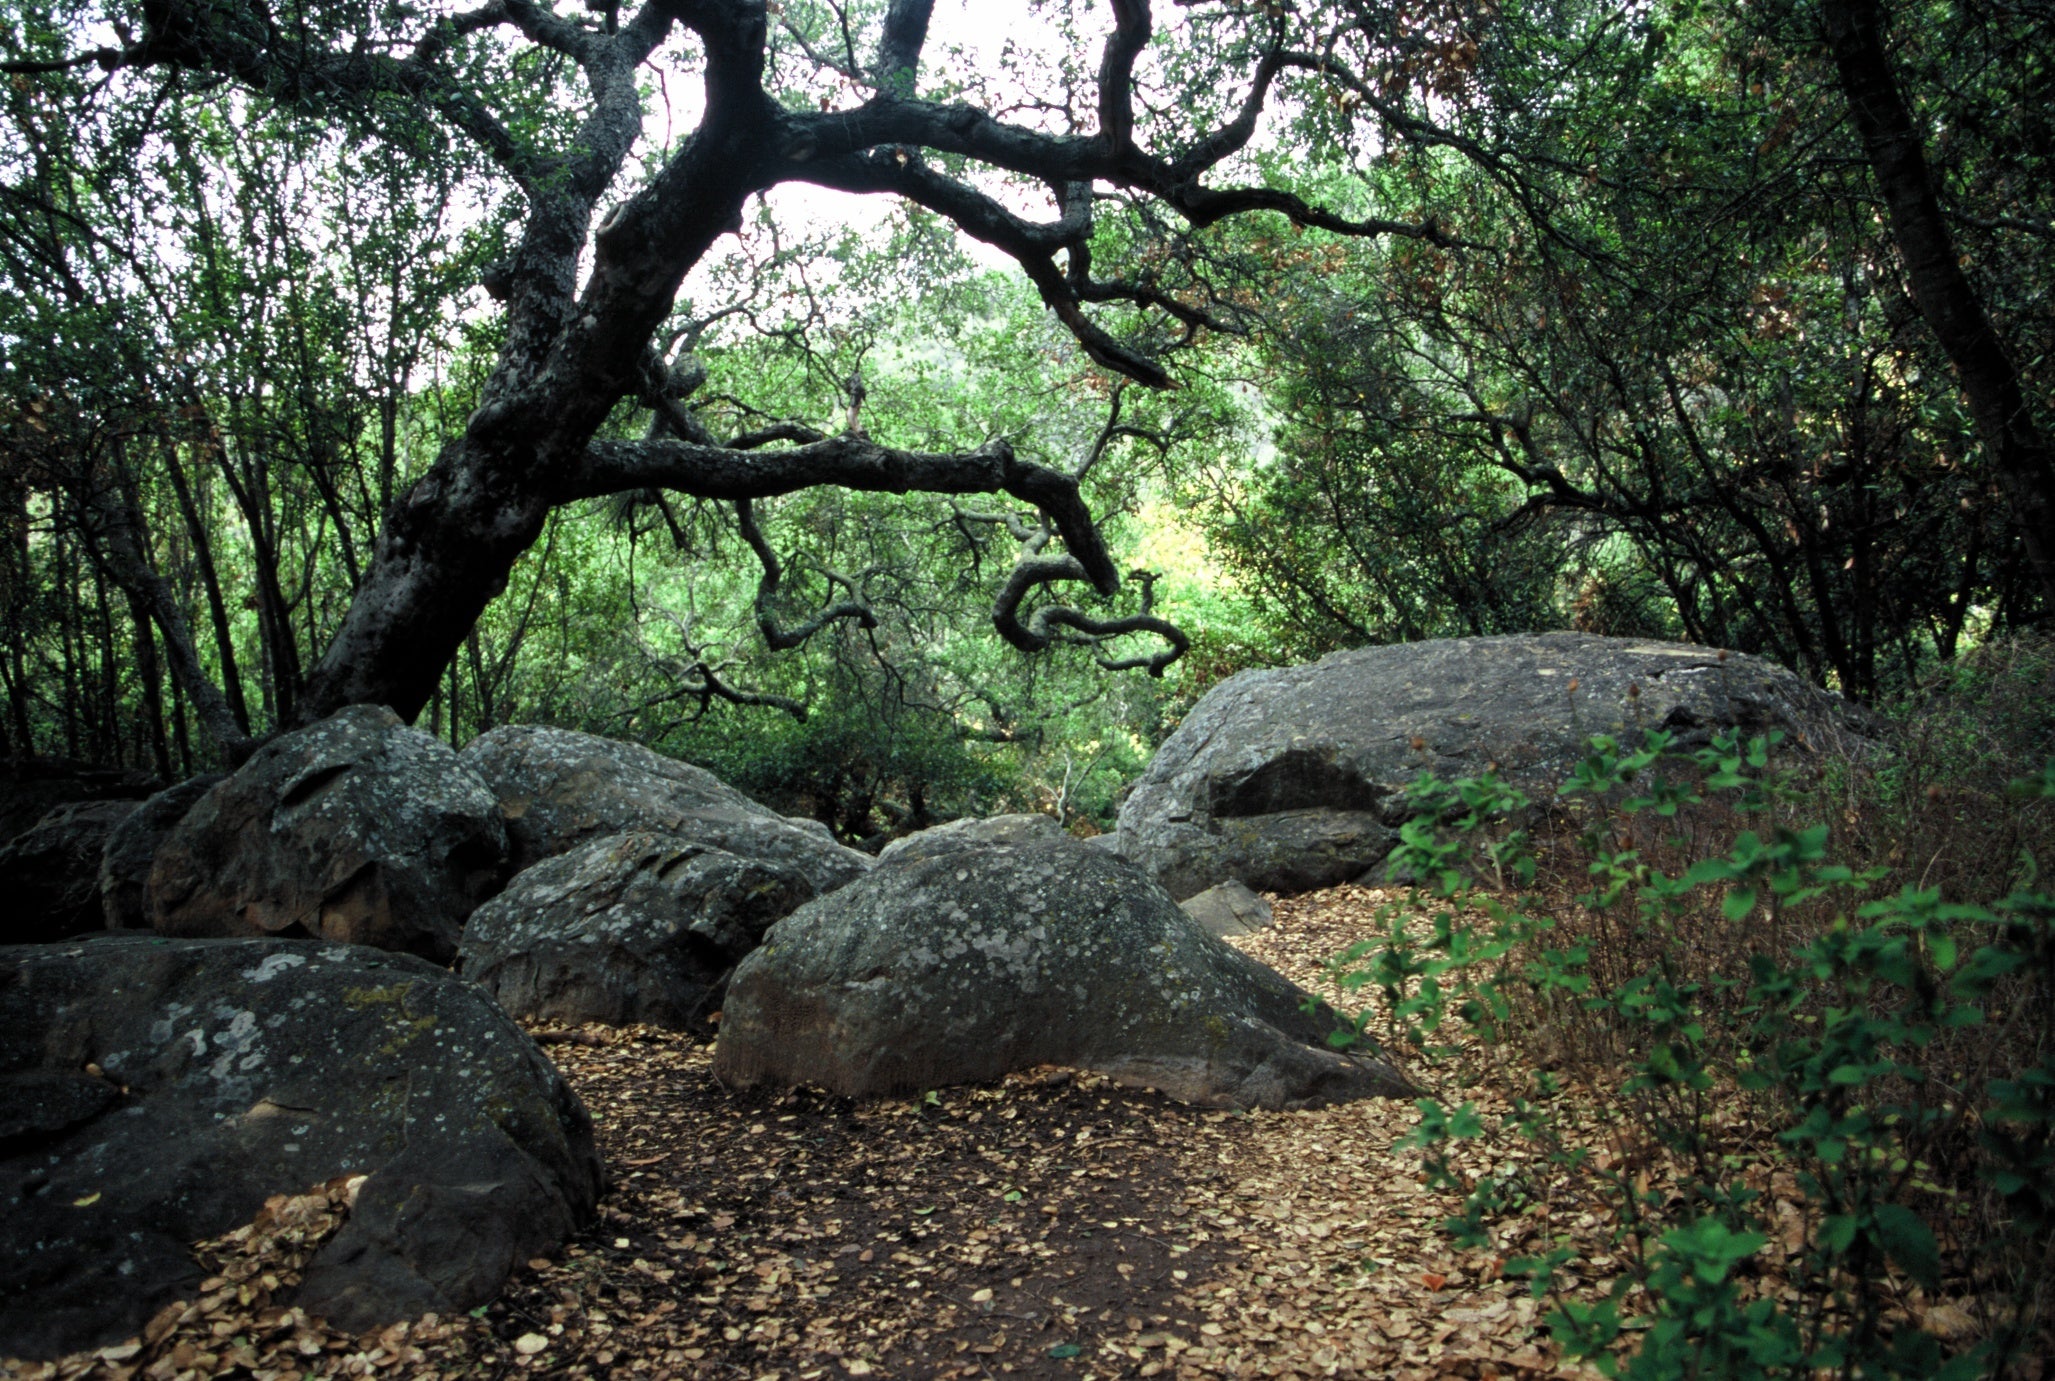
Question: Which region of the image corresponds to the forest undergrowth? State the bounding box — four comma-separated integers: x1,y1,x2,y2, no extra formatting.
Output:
1325,641,2055,1379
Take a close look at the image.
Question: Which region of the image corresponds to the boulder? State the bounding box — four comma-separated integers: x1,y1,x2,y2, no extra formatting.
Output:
0,757,155,846
98,774,227,931
0,800,140,944
0,936,602,1359
458,832,815,1031
713,833,1413,1110
876,812,1061,865
1118,632,1878,899
1179,880,1274,938
462,725,870,894
783,814,839,844
149,707,508,962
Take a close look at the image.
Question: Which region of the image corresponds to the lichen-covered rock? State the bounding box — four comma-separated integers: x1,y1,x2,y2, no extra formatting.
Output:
1118,632,1878,899
461,725,870,894
713,833,1413,1110
0,800,140,943
876,813,1061,866
148,707,508,962
1179,880,1274,938
458,832,815,1031
98,774,227,931
0,936,602,1359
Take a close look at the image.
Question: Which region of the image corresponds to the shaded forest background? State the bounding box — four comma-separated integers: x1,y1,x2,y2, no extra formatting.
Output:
4,0,2052,845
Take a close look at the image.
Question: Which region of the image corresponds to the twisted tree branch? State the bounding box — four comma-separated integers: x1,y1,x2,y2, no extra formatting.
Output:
734,497,878,651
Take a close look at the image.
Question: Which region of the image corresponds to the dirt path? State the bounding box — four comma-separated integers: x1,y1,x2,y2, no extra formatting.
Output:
12,888,1574,1381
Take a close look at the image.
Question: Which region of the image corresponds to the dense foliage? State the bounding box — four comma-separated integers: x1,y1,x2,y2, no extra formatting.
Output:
1,0,2049,836
1193,0,2054,694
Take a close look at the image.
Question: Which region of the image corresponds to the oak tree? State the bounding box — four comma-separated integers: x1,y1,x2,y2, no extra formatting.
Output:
6,0,1446,740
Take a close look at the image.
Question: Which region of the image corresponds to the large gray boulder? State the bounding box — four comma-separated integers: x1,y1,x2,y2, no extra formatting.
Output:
458,832,816,1031
713,833,1413,1110
98,773,227,931
1118,632,1878,899
876,812,1062,866
461,724,870,894
0,936,603,1359
0,800,140,943
149,706,508,962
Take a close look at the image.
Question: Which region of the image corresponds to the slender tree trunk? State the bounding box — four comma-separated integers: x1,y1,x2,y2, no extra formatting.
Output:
162,440,251,735
58,530,81,759
93,566,121,766
170,668,193,777
90,453,254,760
3,507,32,755
1821,0,2055,610
0,657,26,760
216,444,302,723
128,590,173,779
466,630,494,731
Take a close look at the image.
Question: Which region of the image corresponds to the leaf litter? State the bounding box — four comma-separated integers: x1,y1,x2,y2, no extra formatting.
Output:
12,882,1996,1379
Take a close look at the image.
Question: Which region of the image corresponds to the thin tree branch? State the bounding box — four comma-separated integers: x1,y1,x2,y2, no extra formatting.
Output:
734,497,878,650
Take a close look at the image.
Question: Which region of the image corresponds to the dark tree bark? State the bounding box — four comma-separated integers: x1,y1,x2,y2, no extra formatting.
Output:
1821,0,2055,609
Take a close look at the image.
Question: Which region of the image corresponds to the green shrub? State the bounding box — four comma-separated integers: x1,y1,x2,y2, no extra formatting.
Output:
1329,729,2055,1378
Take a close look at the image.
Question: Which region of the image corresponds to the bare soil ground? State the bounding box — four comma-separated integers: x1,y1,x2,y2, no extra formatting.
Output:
0,884,1759,1381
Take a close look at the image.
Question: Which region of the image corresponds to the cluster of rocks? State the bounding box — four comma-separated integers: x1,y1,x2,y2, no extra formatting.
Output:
2,712,875,1357
2,632,1874,1359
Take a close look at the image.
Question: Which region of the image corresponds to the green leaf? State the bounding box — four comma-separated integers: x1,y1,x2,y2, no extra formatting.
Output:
1721,888,1756,922
1047,1343,1083,1360
1873,1203,1940,1289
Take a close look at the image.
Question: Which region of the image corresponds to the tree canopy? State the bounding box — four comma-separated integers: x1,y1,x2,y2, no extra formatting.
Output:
3,0,2050,832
